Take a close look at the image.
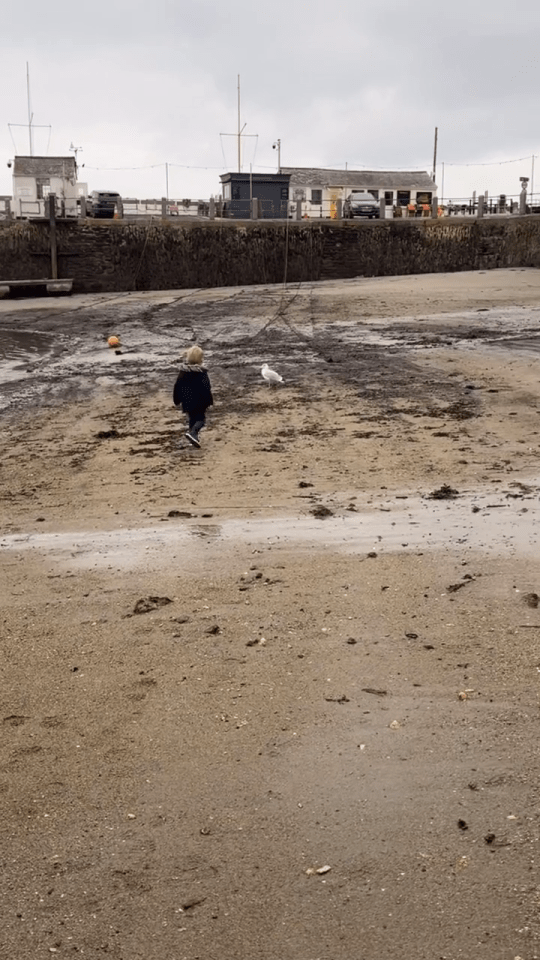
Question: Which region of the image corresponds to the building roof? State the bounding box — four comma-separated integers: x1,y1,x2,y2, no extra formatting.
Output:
281,166,436,190
220,171,290,182
13,156,77,181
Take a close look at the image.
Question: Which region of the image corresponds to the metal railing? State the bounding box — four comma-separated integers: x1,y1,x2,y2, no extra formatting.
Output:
121,198,210,218
441,194,539,216
1,193,539,222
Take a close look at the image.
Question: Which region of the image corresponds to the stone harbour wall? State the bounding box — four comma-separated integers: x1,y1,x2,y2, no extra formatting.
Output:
1,216,540,294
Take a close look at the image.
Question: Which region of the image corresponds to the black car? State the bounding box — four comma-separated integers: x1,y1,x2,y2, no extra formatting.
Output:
343,194,380,219
86,191,122,219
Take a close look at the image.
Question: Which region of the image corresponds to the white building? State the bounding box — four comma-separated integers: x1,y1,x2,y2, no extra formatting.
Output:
12,156,87,218
281,167,438,218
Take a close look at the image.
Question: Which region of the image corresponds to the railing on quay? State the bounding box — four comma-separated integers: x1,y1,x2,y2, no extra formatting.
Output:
1,193,539,222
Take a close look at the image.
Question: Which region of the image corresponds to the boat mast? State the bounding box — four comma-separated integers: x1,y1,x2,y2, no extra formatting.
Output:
26,62,34,156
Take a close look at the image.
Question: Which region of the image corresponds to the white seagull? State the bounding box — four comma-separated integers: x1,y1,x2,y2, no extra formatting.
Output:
261,362,284,385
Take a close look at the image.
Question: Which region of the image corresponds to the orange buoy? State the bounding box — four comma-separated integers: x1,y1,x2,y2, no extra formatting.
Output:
107,336,120,348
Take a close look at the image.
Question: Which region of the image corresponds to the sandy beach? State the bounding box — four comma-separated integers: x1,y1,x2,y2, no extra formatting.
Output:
2,268,540,960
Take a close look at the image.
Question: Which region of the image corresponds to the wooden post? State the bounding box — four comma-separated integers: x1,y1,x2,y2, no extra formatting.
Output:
296,199,302,221
209,197,216,219
161,196,167,218
336,198,343,219
431,196,438,219
116,197,124,219
477,195,485,218
379,198,386,220
251,197,259,219
80,195,87,218
49,193,58,280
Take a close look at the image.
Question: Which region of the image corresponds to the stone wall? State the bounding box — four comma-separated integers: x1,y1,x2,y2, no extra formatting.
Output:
1,216,539,294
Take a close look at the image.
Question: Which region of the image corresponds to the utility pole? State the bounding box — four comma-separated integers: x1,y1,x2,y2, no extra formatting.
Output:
237,75,241,173
49,193,58,280
432,126,438,182
273,139,281,173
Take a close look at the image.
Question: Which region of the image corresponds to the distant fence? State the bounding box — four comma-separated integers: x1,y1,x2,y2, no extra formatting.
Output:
121,198,210,218
286,194,540,220
1,193,539,222
441,194,540,217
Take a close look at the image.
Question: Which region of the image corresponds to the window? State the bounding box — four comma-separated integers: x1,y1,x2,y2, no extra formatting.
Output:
384,191,393,204
232,184,241,200
223,183,231,200
397,190,411,206
36,178,50,199
311,189,322,204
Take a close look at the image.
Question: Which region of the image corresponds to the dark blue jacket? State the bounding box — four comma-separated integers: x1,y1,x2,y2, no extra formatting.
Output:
173,364,214,413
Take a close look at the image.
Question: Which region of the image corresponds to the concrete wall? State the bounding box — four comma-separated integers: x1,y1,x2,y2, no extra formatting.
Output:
1,217,540,293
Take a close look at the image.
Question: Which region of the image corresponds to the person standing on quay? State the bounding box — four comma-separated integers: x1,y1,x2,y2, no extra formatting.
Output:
173,345,214,448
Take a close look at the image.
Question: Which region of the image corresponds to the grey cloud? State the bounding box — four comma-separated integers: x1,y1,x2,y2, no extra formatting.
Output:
1,0,539,200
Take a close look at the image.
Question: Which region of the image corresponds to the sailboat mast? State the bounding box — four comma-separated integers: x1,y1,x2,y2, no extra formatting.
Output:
26,62,34,156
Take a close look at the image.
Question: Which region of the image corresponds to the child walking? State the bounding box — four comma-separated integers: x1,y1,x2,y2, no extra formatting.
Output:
173,345,214,448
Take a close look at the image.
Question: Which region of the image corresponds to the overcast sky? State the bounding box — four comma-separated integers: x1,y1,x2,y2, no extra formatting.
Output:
2,0,540,202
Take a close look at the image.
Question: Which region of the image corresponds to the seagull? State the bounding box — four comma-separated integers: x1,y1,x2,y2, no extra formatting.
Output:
261,362,284,385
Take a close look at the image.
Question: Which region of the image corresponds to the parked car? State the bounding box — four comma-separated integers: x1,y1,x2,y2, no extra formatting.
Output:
86,191,122,219
343,193,380,219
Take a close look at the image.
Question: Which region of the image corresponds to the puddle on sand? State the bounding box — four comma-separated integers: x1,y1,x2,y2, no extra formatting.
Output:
189,524,223,538
0,327,59,382
1,486,539,571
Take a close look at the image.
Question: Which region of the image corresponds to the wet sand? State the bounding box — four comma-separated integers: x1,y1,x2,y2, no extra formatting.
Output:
2,269,540,960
